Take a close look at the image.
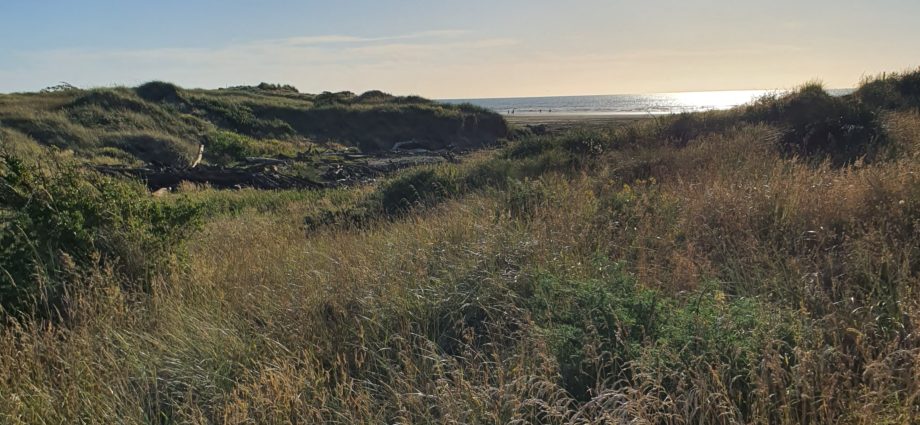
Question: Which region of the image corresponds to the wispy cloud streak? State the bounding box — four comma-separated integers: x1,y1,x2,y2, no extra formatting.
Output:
5,30,518,94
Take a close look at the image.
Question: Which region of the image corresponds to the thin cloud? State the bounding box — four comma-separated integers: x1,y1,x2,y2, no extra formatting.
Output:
19,32,516,69
6,30,519,94
280,30,470,46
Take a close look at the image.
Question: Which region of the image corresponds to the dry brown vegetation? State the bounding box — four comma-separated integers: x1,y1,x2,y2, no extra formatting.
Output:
1,76,919,423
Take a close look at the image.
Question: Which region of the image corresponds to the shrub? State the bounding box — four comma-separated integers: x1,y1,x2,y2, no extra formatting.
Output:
504,136,555,160
256,82,299,93
205,131,257,165
377,168,458,215
519,265,800,404
855,69,920,110
560,129,609,156
463,158,516,189
355,90,393,104
313,91,356,106
520,265,663,400
136,81,184,103
658,111,737,146
744,84,886,164
0,155,201,316
204,131,302,165
500,178,546,219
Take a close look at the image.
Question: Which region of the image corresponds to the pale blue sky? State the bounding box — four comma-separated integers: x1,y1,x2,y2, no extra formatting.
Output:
1,0,918,98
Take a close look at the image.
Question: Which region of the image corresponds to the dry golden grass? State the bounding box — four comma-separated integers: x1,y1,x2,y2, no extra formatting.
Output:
1,108,918,423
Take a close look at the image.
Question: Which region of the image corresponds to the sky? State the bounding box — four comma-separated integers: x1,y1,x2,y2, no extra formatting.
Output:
1,0,919,99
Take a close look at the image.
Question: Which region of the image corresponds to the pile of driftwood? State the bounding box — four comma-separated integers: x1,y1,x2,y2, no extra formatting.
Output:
95,162,324,191
93,144,458,191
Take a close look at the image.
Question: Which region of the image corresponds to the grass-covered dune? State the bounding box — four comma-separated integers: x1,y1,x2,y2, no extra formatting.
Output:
0,82,509,166
1,70,919,423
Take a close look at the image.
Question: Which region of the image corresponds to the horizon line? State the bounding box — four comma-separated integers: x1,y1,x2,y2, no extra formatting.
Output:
437,87,856,101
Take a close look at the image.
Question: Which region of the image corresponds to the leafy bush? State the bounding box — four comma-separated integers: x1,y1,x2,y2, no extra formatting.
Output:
519,265,662,400
658,111,737,146
204,131,302,165
744,84,886,164
313,91,357,106
377,168,458,215
645,85,890,165
503,136,555,161
205,131,257,164
560,130,609,156
516,263,800,403
354,90,394,104
855,69,920,110
500,178,546,219
463,158,516,189
256,82,299,93
136,81,184,103
0,155,201,316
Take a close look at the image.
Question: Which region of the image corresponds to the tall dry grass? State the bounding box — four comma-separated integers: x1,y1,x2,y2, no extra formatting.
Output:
1,108,919,423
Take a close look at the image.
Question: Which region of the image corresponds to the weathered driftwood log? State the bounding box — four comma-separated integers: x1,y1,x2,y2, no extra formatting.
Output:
190,144,204,168
244,157,289,165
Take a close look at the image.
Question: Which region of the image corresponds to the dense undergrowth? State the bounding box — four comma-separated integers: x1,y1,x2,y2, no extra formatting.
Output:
0,81,508,168
1,71,919,423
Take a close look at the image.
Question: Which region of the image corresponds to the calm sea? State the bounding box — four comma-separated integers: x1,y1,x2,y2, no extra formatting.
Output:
442,89,854,116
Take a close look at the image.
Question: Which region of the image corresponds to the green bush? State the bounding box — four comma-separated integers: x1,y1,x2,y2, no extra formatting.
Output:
313,91,356,106
0,155,201,316
559,129,609,156
517,263,800,403
205,131,256,164
519,265,661,400
204,131,302,165
500,178,546,219
658,111,737,146
136,81,185,103
354,90,394,104
744,84,886,164
256,82,299,93
463,158,516,190
378,168,458,215
504,136,556,160
855,69,920,110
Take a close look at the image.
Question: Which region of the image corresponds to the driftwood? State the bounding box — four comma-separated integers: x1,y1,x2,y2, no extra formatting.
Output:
190,144,204,168
94,150,461,191
95,165,325,191
244,157,288,166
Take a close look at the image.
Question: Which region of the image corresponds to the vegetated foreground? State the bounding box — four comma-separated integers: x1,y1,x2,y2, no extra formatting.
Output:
1,70,919,423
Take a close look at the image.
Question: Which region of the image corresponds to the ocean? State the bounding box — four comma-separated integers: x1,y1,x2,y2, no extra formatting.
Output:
442,89,854,116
